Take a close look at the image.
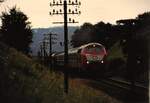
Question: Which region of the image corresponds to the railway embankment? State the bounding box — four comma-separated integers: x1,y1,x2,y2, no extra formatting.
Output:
0,42,121,103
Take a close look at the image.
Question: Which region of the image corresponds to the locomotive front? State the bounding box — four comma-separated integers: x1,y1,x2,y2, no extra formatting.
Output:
80,43,107,70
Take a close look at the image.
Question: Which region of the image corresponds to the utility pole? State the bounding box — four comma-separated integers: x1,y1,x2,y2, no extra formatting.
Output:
39,40,46,65
40,44,43,64
63,0,69,94
44,32,57,70
43,39,47,65
49,0,81,93
49,33,52,69
40,37,49,65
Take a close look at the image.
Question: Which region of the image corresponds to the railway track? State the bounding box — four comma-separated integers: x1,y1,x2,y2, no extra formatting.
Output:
53,66,148,102
85,77,149,103
99,78,148,91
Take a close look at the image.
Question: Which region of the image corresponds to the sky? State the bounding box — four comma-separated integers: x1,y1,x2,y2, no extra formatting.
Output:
0,0,150,28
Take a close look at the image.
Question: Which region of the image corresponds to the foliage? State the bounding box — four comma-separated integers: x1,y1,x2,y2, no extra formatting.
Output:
71,23,93,47
112,12,150,82
0,0,4,3
71,12,149,83
136,12,150,27
104,41,126,77
71,21,120,49
0,43,120,103
105,41,125,61
71,12,150,49
0,7,33,54
92,22,115,48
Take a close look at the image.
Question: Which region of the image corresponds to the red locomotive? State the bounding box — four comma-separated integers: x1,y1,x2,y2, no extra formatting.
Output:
52,42,107,72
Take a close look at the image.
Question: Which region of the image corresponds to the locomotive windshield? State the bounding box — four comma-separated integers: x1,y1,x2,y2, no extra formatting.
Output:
84,45,103,53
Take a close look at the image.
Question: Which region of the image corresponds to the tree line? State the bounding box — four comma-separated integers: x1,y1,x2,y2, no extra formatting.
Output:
71,12,150,82
71,12,150,50
0,7,33,55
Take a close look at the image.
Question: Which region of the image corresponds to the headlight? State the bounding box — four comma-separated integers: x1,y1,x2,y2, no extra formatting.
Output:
101,60,104,63
86,61,89,64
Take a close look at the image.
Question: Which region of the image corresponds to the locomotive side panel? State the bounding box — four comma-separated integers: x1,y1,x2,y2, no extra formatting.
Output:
52,42,107,73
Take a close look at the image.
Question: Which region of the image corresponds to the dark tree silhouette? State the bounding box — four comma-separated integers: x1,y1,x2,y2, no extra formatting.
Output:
0,7,33,54
71,22,93,47
71,21,116,49
116,12,150,85
116,19,137,54
0,0,4,3
92,22,115,49
136,12,150,27
117,12,150,58
71,12,149,86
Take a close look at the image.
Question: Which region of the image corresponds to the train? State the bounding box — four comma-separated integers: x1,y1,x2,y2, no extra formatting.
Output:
52,42,107,72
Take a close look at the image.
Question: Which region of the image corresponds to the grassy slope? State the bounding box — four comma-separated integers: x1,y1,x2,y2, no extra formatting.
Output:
0,43,120,103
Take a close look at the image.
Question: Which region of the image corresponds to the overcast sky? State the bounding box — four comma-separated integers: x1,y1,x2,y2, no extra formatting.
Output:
0,0,150,28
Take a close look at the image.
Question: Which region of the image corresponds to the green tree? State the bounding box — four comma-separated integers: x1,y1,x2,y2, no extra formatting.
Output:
92,22,114,49
71,22,116,49
116,12,150,84
0,7,33,54
0,0,4,3
136,12,150,27
71,23,93,47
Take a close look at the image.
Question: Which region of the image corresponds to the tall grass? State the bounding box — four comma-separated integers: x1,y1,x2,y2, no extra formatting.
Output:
0,43,120,103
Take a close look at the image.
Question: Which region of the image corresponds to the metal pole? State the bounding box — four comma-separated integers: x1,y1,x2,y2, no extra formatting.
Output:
40,45,43,64
64,0,69,94
49,33,52,69
43,40,46,65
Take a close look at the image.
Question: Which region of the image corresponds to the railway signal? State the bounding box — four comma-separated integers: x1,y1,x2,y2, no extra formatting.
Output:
49,0,81,93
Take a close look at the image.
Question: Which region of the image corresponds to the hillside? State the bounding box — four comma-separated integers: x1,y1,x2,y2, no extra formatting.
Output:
0,42,121,103
31,26,78,56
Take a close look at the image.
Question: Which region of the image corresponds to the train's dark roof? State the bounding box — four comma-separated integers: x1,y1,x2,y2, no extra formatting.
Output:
54,42,105,56
78,42,104,49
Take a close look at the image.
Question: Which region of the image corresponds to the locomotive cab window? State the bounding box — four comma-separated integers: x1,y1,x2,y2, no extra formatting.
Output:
84,45,103,53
